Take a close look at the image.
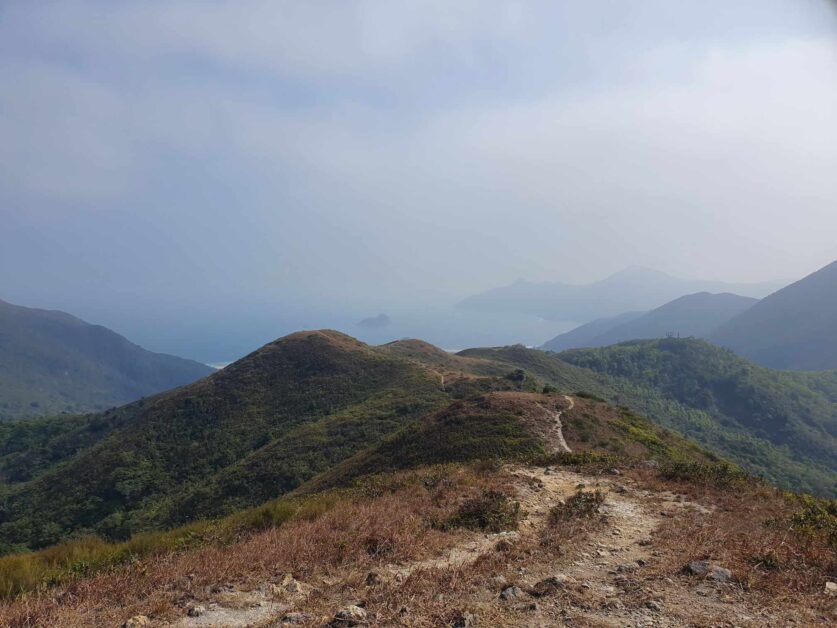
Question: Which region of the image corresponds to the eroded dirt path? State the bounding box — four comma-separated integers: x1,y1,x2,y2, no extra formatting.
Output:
173,464,797,627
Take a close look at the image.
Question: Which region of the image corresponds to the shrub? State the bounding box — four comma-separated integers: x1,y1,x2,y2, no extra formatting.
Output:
659,461,748,487
445,490,520,533
549,489,604,523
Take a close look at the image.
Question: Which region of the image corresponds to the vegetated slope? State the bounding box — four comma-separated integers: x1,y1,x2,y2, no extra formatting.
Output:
305,392,712,494
557,339,837,495
712,259,837,370
1,329,834,558
0,331,450,552
542,292,757,351
458,266,780,321
0,330,710,555
0,299,213,419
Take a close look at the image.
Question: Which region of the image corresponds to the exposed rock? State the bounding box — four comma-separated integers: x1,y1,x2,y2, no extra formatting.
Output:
500,585,524,601
122,617,151,628
684,560,711,576
529,575,574,597
824,581,836,596
187,605,206,617
708,566,732,583
332,605,367,626
451,611,475,627
646,600,663,612
279,574,311,595
281,612,311,624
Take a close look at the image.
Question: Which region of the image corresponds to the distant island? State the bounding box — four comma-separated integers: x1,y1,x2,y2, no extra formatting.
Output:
356,313,392,329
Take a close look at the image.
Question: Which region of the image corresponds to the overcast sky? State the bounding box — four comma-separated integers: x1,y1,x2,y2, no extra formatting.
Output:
1,1,836,360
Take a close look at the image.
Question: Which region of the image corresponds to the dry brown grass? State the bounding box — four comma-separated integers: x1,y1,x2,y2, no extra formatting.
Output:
635,467,836,612
0,465,517,627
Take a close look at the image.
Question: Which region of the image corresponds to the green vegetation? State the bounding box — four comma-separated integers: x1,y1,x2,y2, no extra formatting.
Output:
1,328,834,575
0,298,213,420
558,339,837,495
0,332,448,552
469,340,836,495
658,461,749,488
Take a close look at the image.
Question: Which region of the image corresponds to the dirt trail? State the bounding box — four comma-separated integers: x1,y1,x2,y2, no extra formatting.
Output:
175,464,788,627
554,395,573,453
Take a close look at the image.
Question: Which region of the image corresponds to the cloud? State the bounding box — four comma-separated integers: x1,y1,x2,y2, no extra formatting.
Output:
0,0,835,301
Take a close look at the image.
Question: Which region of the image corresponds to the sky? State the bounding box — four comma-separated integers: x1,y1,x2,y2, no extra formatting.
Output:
1,1,836,361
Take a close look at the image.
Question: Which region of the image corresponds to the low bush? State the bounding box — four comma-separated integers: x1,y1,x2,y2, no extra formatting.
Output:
445,490,520,533
549,489,605,523
658,461,748,488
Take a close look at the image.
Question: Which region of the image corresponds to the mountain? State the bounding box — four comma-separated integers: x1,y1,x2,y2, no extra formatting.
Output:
458,266,780,322
542,292,757,351
0,299,214,419
711,260,837,370
0,339,833,627
357,313,392,329
1,329,835,558
0,330,715,554
554,338,837,494
0,331,448,551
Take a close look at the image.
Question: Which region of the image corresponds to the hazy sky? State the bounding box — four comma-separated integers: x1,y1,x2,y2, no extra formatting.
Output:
1,1,836,360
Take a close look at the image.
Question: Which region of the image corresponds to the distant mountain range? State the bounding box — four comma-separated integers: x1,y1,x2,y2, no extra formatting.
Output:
542,292,757,352
0,299,214,419
458,266,783,322
711,260,837,371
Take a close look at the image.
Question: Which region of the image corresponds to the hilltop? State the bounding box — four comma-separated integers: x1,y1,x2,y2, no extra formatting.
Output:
0,299,213,419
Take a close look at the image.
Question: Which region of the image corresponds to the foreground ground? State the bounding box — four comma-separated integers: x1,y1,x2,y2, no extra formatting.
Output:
1,459,834,627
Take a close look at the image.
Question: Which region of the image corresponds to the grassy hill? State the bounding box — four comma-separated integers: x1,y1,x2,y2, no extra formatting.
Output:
542,292,757,351
556,339,837,495
0,331,450,552
0,330,834,557
712,260,837,370
0,299,213,419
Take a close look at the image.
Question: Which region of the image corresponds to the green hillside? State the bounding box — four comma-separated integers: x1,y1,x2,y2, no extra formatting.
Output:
0,332,450,552
0,299,213,419
556,339,837,495
1,330,834,557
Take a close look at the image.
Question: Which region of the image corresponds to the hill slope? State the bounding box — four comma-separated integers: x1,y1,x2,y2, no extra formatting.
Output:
1,330,835,556
542,292,757,351
556,339,837,494
0,331,450,551
0,299,213,419
459,267,780,321
712,259,837,370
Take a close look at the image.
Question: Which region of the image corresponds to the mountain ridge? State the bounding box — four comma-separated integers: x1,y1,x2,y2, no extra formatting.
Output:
711,259,837,370
458,267,781,322
0,298,214,420
542,292,757,351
